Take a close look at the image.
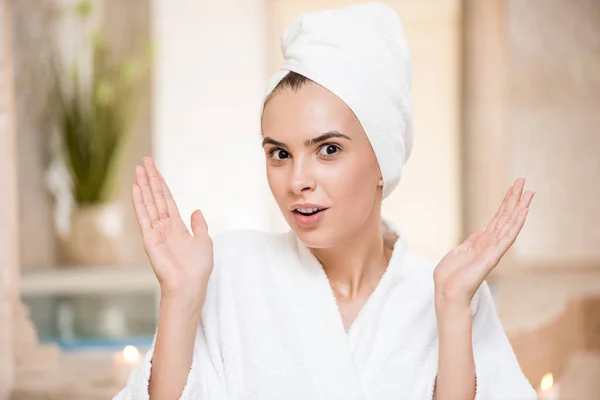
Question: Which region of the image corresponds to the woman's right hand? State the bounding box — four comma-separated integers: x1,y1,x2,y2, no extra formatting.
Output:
131,157,214,300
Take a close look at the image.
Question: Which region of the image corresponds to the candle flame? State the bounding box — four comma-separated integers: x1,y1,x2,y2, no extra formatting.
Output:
540,373,554,391
123,345,140,363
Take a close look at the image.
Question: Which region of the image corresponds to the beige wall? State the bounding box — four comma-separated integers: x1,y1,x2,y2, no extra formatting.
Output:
11,0,59,269
151,0,272,236
508,0,600,268
461,0,509,236
0,0,18,396
268,0,463,259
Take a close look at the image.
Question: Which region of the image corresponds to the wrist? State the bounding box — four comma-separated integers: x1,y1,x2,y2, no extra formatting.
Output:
435,299,473,328
160,290,205,318
160,273,210,303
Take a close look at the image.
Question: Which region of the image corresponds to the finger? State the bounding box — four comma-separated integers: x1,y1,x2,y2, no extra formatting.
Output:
190,209,209,237
143,157,169,220
485,182,515,233
155,164,181,220
494,178,526,234
498,190,535,239
496,207,529,255
132,183,152,234
480,189,532,249
474,209,525,279
136,165,159,225
161,179,181,219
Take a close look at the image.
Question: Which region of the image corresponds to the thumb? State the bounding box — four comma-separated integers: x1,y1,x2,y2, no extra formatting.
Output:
190,209,208,237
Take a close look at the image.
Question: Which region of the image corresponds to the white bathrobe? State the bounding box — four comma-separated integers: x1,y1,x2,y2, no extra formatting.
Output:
114,219,536,400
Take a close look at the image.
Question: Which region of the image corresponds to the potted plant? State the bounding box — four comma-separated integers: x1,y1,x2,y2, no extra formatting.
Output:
48,1,150,266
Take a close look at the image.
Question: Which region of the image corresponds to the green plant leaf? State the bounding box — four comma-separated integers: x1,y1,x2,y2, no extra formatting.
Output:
75,0,93,19
48,11,150,205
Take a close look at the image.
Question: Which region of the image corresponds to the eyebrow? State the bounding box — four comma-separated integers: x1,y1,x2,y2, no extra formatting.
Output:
261,131,351,149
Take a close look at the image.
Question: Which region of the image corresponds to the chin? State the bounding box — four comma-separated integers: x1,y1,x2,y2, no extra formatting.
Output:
291,224,339,249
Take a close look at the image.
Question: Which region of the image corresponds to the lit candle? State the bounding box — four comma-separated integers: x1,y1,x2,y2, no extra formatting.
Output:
537,373,560,400
113,345,141,384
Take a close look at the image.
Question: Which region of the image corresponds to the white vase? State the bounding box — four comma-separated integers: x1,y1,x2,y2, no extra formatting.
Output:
60,203,125,267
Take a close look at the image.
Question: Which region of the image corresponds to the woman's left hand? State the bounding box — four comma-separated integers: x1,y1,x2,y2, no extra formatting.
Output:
433,178,535,310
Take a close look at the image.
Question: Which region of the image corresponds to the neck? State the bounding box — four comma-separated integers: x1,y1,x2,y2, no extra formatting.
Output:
310,216,395,300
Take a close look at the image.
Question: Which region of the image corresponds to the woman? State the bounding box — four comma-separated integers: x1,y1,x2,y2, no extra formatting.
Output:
115,2,537,399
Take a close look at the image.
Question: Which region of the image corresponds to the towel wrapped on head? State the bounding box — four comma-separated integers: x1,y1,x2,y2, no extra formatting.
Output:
261,1,414,199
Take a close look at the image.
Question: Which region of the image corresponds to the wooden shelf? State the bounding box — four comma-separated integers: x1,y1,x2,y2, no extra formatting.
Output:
20,266,158,296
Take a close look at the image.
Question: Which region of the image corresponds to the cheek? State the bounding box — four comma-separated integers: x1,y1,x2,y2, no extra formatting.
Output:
314,158,379,246
322,157,378,201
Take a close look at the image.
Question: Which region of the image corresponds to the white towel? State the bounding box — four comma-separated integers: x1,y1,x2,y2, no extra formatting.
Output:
113,218,536,399
261,2,414,199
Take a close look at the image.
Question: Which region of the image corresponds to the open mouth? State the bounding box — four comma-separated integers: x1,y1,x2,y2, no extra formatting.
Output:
291,206,329,227
293,209,325,217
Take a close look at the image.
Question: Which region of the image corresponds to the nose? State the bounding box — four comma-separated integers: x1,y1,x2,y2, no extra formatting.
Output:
289,159,316,195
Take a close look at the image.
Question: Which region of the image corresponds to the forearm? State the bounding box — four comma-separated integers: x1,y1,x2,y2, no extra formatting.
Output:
148,290,206,399
434,302,476,400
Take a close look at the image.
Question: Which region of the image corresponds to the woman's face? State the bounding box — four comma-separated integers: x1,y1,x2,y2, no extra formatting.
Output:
261,82,383,248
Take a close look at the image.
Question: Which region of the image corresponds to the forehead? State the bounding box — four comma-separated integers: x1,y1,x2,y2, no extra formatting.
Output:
261,83,363,140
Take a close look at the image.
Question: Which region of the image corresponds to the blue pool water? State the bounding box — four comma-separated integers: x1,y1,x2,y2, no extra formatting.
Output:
41,335,154,352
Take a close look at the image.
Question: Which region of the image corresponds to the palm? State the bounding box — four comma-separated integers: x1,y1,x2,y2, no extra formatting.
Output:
434,178,535,306
132,158,213,295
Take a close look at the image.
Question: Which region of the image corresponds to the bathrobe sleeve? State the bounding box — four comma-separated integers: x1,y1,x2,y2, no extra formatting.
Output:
470,281,538,400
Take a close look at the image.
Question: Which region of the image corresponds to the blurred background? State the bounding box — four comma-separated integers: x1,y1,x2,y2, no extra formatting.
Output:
1,0,599,399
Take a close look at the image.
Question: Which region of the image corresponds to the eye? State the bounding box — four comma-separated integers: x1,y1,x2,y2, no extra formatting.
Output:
318,143,341,156
269,148,290,161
